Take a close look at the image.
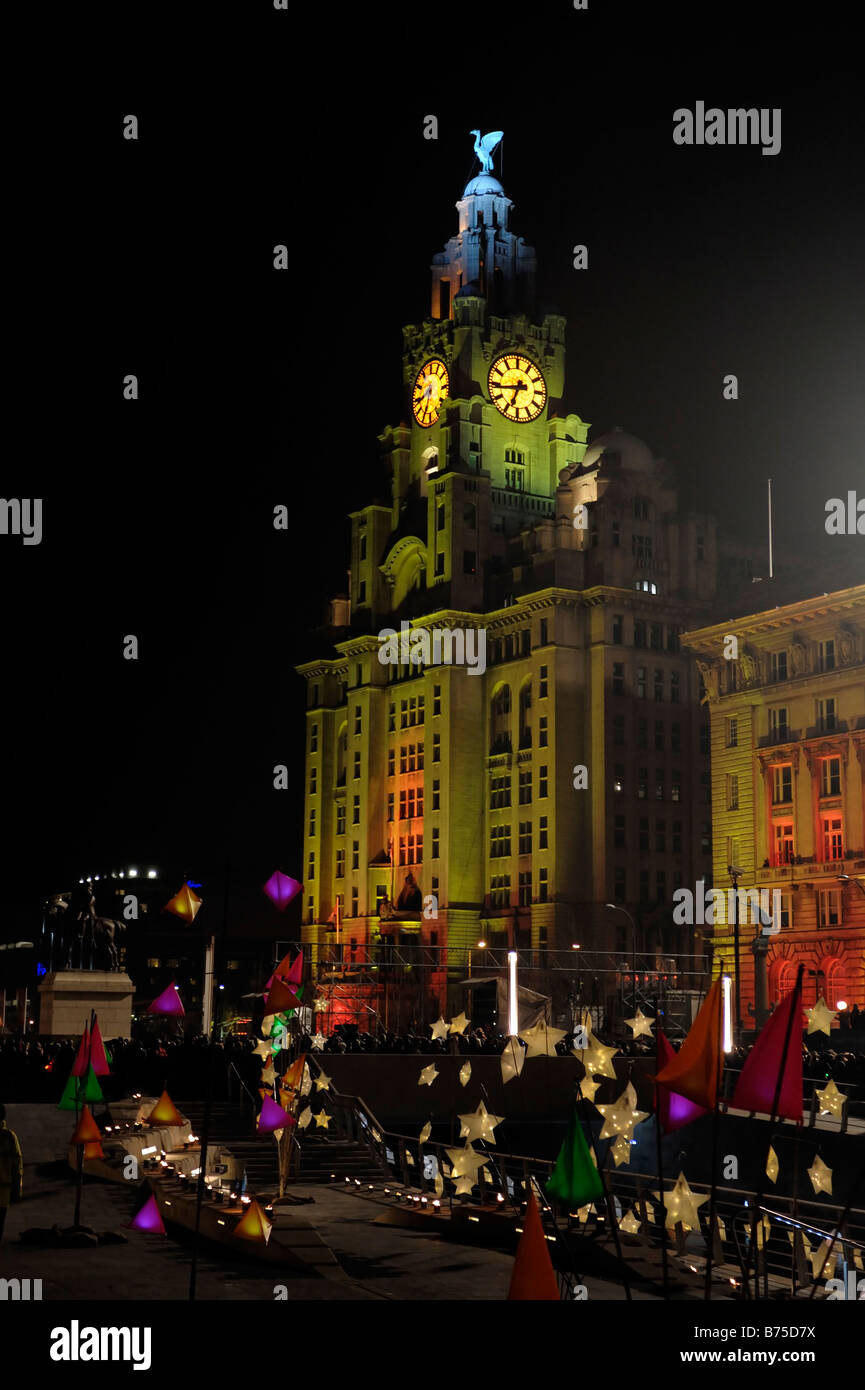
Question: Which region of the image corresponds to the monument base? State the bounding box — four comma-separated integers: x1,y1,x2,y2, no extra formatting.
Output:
38,971,134,1038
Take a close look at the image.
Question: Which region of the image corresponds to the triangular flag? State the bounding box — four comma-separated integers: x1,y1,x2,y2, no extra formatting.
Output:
653,979,722,1110
70,1106,102,1144
147,982,185,1017
89,1017,111,1076
57,1065,104,1110
145,1090,185,1127
163,883,202,922
264,974,302,1015
654,1031,710,1133
257,1095,297,1134
285,948,303,986
233,1199,272,1244
70,1027,90,1077
128,1194,166,1234
507,1190,560,1300
731,976,803,1121
546,1108,605,1208
282,1053,306,1093
263,871,302,910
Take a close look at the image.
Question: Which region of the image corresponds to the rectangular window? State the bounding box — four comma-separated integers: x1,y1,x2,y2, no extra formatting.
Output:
773,822,794,865
490,775,511,809
772,764,792,803
613,662,625,696
613,714,625,746
637,717,648,750
612,615,623,644
634,620,646,648
307,853,315,881
638,818,649,853
539,765,549,798
639,869,650,904
818,889,840,927
310,723,318,752
337,803,346,835
435,551,445,576
432,778,441,811
818,639,835,673
726,774,739,811
354,704,362,735
308,807,316,837
671,774,681,802
432,827,440,859
670,671,680,703
352,794,360,824
538,617,549,645
650,623,663,651
821,815,844,861
351,887,359,916
770,650,788,682
387,749,395,778
387,793,394,823
519,821,532,854
636,666,647,699
672,819,682,854
518,870,532,907
613,763,624,793
778,892,792,929
353,751,361,779
388,703,396,733
358,580,366,602
432,734,440,763
518,770,532,804
667,627,681,653
614,814,626,849
538,868,548,903
336,849,345,878
817,698,837,733
820,756,841,797
433,684,441,716
463,550,476,574
539,716,548,748
656,772,666,801
727,717,738,748
654,719,664,751
309,767,317,795
539,815,548,849
490,825,512,858
671,721,681,753
632,533,653,558
614,865,626,902
351,842,359,870
655,818,666,852
769,707,789,742
637,767,648,800
654,669,664,701
539,664,548,698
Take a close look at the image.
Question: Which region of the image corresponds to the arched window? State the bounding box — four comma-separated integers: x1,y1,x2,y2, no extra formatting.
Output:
489,684,512,754
769,957,794,1005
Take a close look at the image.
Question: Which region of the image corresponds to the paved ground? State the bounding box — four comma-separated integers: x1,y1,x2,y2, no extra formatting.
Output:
0,1105,654,1301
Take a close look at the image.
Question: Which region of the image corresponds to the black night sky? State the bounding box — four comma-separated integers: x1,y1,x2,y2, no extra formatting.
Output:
2,6,863,938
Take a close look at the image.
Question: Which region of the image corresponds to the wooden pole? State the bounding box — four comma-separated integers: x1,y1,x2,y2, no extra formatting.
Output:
703,989,726,1300
652,998,670,1298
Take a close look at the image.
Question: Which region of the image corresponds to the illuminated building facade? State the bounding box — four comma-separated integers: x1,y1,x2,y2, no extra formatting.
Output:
297,138,745,1029
682,585,865,1018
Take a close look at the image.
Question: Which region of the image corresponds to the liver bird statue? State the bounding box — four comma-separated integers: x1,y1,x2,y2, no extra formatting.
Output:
470,129,503,175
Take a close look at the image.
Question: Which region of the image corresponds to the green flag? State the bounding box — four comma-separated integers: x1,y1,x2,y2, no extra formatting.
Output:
57,1065,104,1111
546,1107,604,1208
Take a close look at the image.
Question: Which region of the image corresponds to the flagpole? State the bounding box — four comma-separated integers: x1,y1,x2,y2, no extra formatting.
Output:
577,1083,632,1302
652,997,670,1298
703,991,725,1300
743,963,804,1300
72,1011,94,1230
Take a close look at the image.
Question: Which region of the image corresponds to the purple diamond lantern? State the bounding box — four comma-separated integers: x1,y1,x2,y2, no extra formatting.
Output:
263,871,302,911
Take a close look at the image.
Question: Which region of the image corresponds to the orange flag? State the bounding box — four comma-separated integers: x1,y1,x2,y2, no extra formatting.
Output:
653,979,722,1111
282,1053,306,1094
265,975,302,1015
507,1189,560,1300
71,1106,102,1144
145,1090,185,1127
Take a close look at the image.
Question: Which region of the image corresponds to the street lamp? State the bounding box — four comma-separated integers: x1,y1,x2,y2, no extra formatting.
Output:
605,903,637,1013
468,940,486,980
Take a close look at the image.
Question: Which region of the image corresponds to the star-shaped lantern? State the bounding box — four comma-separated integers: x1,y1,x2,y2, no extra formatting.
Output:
807,1154,833,1195
445,1143,490,1180
459,1060,472,1087
500,1038,525,1084
620,1208,642,1235
654,1171,709,1229
595,1083,649,1143
804,996,837,1036
610,1135,632,1167
448,1011,470,1035
430,1017,449,1041
519,1019,568,1058
418,1063,439,1087
453,1174,476,1197
574,1035,620,1079
624,1008,654,1039
458,1100,504,1146
815,1079,846,1117
314,1110,331,1129
313,1070,332,1093
576,1073,602,1104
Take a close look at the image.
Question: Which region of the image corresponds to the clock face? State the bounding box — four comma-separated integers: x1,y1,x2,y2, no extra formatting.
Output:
488,353,547,422
412,358,449,427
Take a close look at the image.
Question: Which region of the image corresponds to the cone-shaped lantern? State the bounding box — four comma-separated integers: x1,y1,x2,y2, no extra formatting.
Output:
163,883,202,922
264,974,302,1015
507,1190,560,1300
257,1095,296,1135
263,871,302,910
70,1027,90,1078
88,1016,111,1076
546,1107,604,1208
653,979,722,1110
147,983,185,1017
57,1065,104,1110
82,1140,105,1160
71,1106,102,1144
128,1194,166,1234
233,1199,272,1244
145,1090,185,1127
654,1031,710,1134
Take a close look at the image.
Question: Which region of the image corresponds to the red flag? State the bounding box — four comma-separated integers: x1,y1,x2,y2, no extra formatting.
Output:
71,1027,90,1078
731,976,803,1120
264,974,302,1015
653,979,722,1111
89,1016,111,1076
654,1031,710,1133
507,1189,560,1300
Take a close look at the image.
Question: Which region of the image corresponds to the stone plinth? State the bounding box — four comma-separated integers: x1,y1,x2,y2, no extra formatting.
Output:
38,971,134,1038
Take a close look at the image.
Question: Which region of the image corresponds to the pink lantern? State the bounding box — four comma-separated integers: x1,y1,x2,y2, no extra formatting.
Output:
147,983,185,1017
128,1194,166,1234
257,1095,297,1135
263,871,302,911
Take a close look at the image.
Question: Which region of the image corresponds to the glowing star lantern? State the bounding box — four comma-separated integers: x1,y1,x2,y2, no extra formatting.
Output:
419,1122,432,1145
459,1060,472,1087
766,1145,780,1184
313,1070,332,1093
88,1017,111,1076
258,1096,296,1135
146,1091,185,1128
448,1011,470,1036
810,1239,837,1281
163,883,202,922
576,1073,602,1104
147,983,185,1017
596,1082,649,1142
653,1172,709,1229
458,1101,504,1146
260,1061,276,1087
519,1019,568,1058
654,1031,709,1134
610,1135,632,1167
71,1027,90,1078
625,1008,655,1039
70,1106,102,1145
418,1063,439,1087
730,976,803,1120
579,1034,621,1080
546,1108,604,1209
805,996,837,1036
445,1143,490,1182
233,1199,272,1245
263,871,302,911
252,1038,271,1061
815,1080,847,1117
807,1155,833,1196
297,1106,312,1130
453,1174,475,1197
314,1110,331,1129
507,1190,560,1301
57,1066,104,1110
653,979,723,1111
430,1017,449,1041
620,1208,642,1235
128,1194,166,1235
500,1037,526,1084
264,975,302,1015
